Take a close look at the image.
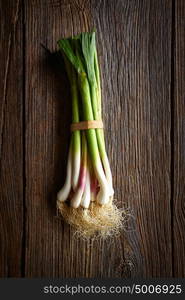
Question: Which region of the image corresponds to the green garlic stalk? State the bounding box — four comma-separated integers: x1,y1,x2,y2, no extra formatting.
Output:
57,31,114,208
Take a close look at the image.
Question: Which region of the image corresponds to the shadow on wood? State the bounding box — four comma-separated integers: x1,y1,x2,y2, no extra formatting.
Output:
41,45,72,214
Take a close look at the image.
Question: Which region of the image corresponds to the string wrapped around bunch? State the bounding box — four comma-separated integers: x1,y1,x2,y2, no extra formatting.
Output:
57,31,124,238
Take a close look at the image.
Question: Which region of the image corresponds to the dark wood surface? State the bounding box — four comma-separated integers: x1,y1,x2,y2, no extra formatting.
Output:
173,0,185,277
0,0,184,278
0,0,23,277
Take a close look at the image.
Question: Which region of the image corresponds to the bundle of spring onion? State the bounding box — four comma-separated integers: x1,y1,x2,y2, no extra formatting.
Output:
57,31,124,237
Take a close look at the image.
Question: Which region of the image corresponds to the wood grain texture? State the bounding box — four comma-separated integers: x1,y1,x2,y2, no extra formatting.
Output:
173,0,185,277
1,0,184,278
0,0,23,277
24,0,172,277
92,0,172,277
24,0,125,278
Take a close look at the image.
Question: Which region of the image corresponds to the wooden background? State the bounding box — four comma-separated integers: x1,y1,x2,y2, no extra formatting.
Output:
0,0,184,278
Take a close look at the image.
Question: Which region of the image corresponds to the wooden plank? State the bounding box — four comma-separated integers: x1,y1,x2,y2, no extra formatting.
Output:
25,0,172,277
24,0,125,277
92,0,172,277
0,0,23,277
173,0,185,277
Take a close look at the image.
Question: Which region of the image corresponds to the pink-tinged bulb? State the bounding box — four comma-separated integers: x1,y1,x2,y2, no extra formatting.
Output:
81,167,91,209
93,160,110,205
90,177,98,201
91,177,98,192
78,165,87,190
70,133,88,208
70,164,87,208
